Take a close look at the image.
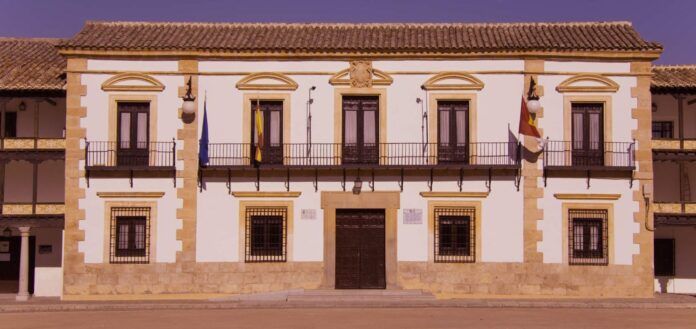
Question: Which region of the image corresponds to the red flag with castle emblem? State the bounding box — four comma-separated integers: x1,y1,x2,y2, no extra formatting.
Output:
518,96,541,138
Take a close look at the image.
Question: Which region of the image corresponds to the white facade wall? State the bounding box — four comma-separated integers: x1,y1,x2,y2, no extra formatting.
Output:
537,62,640,265
77,58,640,272
78,61,185,264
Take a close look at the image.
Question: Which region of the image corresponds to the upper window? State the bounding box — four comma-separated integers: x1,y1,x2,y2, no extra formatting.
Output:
652,121,674,139
434,207,475,263
245,207,287,263
109,207,150,264
342,96,379,164
3,112,17,138
251,100,283,164
437,101,469,163
571,103,604,166
117,102,150,166
568,209,608,266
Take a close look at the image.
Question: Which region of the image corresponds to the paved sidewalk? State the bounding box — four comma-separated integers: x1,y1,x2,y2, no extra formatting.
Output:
1,292,695,313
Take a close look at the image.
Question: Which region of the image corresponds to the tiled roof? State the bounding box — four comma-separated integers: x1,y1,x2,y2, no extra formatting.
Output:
652,65,696,92
59,21,662,55
0,38,66,91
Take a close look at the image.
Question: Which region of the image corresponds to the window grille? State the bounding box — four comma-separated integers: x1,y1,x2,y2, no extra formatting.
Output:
109,207,150,264
245,207,287,263
569,209,608,266
434,207,475,263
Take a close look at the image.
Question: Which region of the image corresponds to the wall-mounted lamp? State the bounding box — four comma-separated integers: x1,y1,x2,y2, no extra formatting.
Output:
3,227,11,237
352,176,363,195
526,77,542,115
18,101,26,112
181,77,196,115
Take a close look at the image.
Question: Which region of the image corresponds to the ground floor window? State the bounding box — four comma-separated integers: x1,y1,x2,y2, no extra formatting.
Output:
434,207,475,263
109,207,150,264
568,209,608,265
654,238,675,276
245,207,287,263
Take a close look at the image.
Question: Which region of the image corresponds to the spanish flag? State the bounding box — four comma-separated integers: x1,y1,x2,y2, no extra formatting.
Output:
254,100,264,164
518,96,541,138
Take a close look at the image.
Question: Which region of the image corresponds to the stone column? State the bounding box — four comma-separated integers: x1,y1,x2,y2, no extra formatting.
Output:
16,226,30,301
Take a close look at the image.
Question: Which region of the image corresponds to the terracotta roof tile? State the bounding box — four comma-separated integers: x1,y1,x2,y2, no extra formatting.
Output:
59,21,662,54
652,65,696,92
0,38,65,91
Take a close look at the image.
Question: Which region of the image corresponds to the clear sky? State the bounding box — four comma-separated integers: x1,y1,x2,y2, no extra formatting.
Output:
1,0,693,64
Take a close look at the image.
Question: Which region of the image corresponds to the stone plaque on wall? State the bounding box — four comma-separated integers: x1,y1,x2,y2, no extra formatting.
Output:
403,209,423,224
301,209,317,220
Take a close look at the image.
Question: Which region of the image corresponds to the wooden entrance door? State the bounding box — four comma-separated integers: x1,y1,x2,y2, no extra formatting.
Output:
335,209,386,289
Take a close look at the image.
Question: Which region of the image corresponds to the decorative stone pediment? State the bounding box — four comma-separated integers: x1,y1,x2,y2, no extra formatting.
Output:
329,61,393,87
101,72,165,92
422,72,485,91
556,74,619,93
235,72,299,91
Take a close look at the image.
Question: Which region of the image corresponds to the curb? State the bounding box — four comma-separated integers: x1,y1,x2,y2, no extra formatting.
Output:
3,299,696,313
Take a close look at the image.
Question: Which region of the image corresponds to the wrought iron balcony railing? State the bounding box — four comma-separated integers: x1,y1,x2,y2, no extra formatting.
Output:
85,141,176,170
543,141,635,169
203,142,521,169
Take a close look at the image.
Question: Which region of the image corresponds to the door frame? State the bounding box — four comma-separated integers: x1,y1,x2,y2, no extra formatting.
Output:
321,191,399,289
333,88,387,164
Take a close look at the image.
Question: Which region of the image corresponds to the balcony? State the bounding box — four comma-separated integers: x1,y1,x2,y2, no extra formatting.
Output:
654,202,696,225
203,142,521,169
652,138,696,161
84,141,176,186
542,141,635,186
1,203,64,216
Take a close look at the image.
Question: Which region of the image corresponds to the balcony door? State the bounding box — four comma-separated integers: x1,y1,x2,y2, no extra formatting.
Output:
117,102,149,166
251,101,283,165
437,101,469,163
342,96,378,165
571,103,604,166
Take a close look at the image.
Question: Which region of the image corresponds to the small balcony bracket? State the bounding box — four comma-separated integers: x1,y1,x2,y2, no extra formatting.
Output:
129,169,134,188
369,168,375,192
341,168,346,191
428,168,434,192
85,169,90,188
629,170,634,189
515,167,521,191
398,168,404,192
543,167,548,187
285,168,291,192
313,168,318,192
173,168,177,188
227,169,232,194
485,167,492,192
458,168,464,192
255,167,260,191
586,170,591,189
198,168,203,192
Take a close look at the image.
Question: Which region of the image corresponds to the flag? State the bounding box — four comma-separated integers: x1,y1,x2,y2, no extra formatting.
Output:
518,96,541,138
254,99,264,164
198,93,209,167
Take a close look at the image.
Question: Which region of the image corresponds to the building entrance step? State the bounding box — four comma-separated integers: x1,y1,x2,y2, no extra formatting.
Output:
210,289,436,302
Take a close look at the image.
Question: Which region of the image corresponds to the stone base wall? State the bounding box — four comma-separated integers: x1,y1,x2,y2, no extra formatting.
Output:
63,262,323,297
63,261,653,298
398,262,652,297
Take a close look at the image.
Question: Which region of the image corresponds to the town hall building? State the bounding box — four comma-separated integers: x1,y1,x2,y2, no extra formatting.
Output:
2,20,694,300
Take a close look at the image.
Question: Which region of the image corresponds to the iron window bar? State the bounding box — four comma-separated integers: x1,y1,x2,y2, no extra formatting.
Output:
434,207,476,263
568,209,608,266
109,207,151,264
245,207,287,263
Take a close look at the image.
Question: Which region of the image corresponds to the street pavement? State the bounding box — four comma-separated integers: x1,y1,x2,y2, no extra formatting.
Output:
3,307,696,329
